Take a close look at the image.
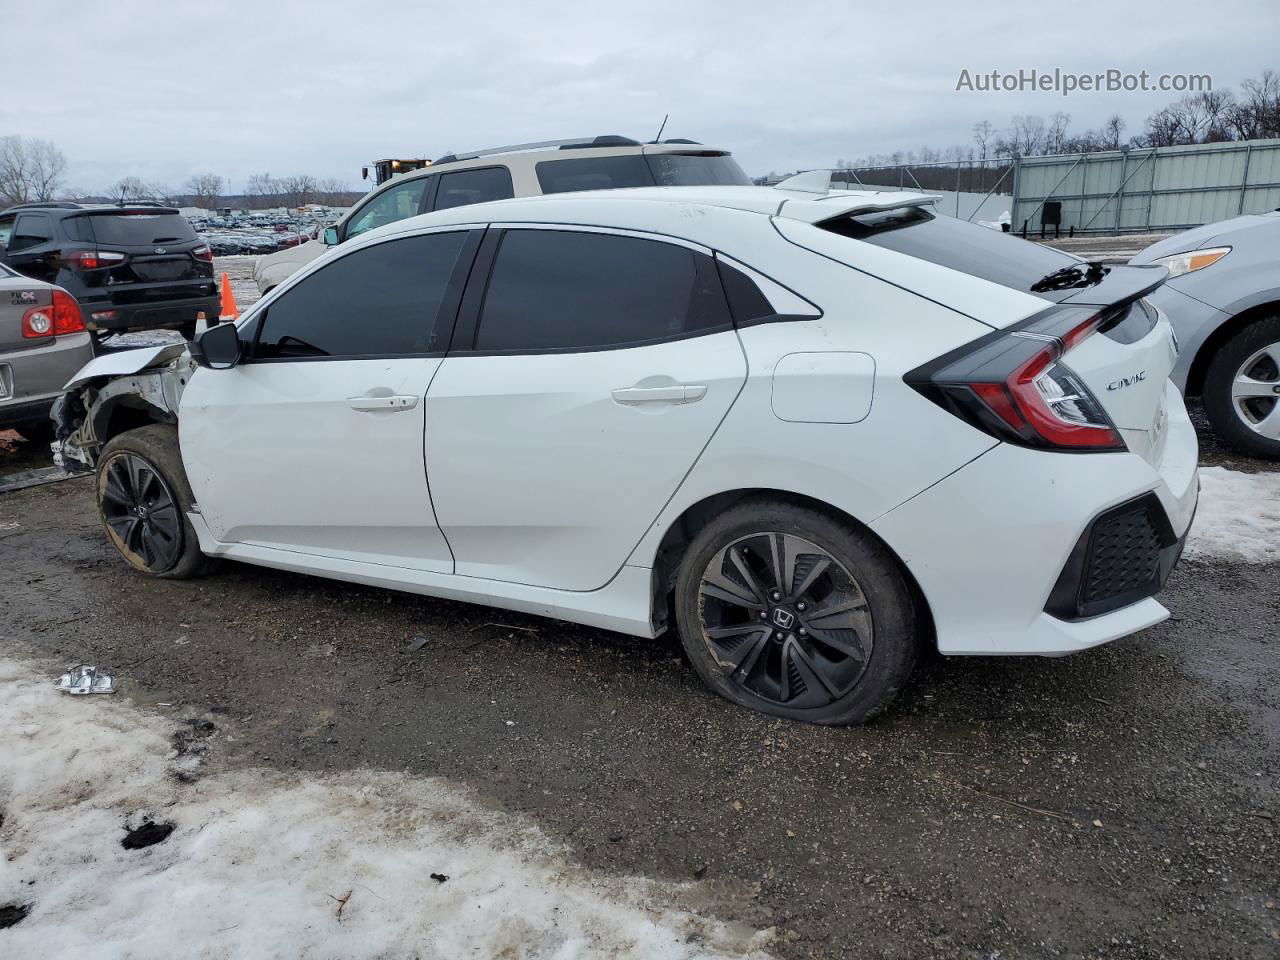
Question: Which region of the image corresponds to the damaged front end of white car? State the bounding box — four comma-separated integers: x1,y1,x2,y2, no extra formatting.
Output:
52,342,195,473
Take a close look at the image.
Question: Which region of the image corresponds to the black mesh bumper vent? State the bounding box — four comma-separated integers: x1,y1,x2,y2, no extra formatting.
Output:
1046,493,1185,621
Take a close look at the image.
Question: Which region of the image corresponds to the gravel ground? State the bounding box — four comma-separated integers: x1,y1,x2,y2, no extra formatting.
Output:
0,476,1277,959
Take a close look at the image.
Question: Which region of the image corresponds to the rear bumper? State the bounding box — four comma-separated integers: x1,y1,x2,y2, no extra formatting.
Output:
81,294,221,333
0,332,94,427
870,380,1199,656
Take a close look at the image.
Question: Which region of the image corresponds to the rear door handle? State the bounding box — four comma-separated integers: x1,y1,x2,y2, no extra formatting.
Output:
611,384,708,405
347,394,420,412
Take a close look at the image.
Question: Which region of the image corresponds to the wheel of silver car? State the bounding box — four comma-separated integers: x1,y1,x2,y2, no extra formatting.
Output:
1229,341,1280,438
1203,315,1280,460
100,452,184,572
674,499,918,725
95,424,213,579
697,532,874,709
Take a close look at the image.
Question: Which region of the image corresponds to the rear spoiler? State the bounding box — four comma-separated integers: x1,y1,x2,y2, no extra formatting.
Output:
1057,264,1169,310
776,190,941,224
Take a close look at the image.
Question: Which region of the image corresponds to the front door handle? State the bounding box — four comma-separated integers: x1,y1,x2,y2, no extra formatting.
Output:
347,394,420,413
611,384,708,405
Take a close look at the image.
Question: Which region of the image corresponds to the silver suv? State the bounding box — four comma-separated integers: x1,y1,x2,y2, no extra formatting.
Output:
252,135,750,294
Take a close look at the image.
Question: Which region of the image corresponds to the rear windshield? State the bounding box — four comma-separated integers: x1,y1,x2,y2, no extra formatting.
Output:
536,152,751,194
77,212,197,246
820,206,1082,302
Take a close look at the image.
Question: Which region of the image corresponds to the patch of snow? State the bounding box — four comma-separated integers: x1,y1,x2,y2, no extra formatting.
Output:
0,659,771,959
1184,466,1280,563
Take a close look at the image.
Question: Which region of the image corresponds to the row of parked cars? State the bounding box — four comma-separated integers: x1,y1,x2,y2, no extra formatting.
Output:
0,132,1276,724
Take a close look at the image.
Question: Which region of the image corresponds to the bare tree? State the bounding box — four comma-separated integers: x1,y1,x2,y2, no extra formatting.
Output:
244,172,279,209
106,176,171,204
1046,112,1072,155
277,174,317,210
184,173,223,211
1100,114,1126,150
0,136,67,204
971,120,994,160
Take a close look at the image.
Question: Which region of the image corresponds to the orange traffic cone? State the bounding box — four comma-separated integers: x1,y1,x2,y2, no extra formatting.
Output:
219,273,239,322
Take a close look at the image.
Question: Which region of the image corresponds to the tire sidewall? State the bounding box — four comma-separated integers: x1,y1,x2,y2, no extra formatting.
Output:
1203,315,1280,460
95,425,207,579
674,500,916,725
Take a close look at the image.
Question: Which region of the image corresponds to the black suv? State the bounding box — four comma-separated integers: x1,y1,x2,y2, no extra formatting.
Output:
0,202,219,344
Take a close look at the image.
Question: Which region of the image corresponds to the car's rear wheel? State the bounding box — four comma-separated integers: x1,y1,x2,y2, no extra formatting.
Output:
1203,314,1280,459
674,499,918,725
95,424,211,579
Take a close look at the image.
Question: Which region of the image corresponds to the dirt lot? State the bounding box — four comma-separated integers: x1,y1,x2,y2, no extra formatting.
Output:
1,249,1277,958
1,467,1277,958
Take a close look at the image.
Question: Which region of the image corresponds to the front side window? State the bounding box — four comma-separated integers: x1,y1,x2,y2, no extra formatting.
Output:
254,231,468,360
474,230,731,352
434,167,514,211
9,213,52,252
0,217,14,249
344,178,430,240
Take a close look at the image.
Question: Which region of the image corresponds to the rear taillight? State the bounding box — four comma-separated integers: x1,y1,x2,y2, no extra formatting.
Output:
25,291,85,338
53,291,86,335
192,244,213,262
64,250,127,269
906,307,1124,452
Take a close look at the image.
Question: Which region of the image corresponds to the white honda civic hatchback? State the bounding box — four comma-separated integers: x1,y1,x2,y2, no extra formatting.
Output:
57,184,1199,724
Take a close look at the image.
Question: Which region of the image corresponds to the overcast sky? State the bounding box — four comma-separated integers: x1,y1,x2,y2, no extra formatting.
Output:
2,0,1276,194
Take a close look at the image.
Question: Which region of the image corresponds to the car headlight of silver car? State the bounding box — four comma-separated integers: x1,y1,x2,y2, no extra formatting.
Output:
1151,246,1231,278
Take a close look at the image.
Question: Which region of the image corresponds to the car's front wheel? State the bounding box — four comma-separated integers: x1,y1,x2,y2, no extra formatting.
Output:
1203,314,1280,460
95,424,211,579
674,499,918,725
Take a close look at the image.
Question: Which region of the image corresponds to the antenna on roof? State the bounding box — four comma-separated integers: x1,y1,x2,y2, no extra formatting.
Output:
654,114,669,142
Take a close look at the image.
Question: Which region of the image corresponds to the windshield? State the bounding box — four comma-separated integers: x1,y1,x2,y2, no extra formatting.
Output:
820,206,1084,302
79,212,197,246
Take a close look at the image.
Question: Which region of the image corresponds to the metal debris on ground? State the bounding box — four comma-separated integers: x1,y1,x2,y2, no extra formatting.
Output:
405,635,430,653
57,665,116,695
0,466,87,496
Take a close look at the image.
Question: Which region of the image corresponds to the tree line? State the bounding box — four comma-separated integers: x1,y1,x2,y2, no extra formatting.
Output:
0,146,363,210
837,69,1280,171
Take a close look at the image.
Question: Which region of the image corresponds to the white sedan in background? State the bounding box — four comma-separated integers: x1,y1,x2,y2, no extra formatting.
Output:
56,184,1198,724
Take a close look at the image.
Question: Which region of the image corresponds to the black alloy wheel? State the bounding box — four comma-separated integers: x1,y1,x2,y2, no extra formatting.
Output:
697,532,874,709
99,452,184,572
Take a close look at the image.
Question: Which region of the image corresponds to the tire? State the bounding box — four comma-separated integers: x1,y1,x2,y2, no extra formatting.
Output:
673,499,918,725
1202,314,1280,460
178,321,198,341
95,424,212,579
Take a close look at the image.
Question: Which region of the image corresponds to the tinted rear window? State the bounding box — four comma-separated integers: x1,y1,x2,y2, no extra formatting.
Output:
536,155,654,194
81,212,197,246
819,206,1081,301
646,153,750,187
536,152,750,194
474,230,731,352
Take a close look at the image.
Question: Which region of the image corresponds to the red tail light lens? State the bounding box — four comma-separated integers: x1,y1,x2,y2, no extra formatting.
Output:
65,250,127,269
906,306,1123,452
52,290,86,335
191,244,213,262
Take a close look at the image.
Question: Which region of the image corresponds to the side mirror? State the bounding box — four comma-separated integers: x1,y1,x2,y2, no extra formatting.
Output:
322,226,340,246
190,321,242,369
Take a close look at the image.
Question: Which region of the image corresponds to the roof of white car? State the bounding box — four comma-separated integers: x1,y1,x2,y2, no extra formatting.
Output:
379,185,939,236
